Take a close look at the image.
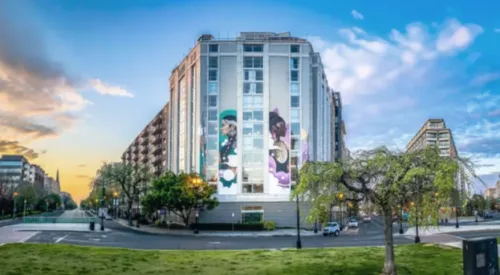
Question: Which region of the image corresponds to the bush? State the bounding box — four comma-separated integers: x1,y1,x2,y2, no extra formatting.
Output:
263,220,276,231
190,223,263,231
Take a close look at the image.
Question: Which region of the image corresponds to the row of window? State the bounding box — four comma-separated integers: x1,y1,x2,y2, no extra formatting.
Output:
208,43,301,54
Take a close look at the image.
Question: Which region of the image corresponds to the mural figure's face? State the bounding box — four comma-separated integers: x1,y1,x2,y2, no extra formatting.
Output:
221,120,235,136
271,121,286,139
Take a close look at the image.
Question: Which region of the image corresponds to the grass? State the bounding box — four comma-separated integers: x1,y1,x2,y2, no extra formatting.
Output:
0,243,463,275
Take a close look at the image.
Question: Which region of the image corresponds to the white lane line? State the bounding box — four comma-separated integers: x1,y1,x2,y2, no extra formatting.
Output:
18,231,40,243
55,234,68,243
208,242,221,245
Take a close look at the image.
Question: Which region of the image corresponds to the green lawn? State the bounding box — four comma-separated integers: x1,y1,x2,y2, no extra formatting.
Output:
0,243,462,275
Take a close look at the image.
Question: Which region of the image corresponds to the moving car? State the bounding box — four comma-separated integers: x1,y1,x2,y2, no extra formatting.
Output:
323,222,341,237
363,216,372,223
348,218,358,228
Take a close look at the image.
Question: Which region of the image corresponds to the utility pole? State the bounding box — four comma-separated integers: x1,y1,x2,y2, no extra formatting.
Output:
100,180,105,231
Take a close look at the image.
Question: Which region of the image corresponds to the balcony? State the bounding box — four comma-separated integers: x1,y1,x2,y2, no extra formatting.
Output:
140,137,149,146
141,130,149,138
141,146,149,154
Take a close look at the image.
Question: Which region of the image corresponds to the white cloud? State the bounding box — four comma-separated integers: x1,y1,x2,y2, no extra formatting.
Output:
89,79,134,98
315,19,483,105
469,72,500,86
351,10,364,20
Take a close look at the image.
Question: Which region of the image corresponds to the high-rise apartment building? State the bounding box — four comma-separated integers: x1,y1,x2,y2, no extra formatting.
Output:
122,103,171,177
0,155,31,188
122,32,344,227
406,119,465,195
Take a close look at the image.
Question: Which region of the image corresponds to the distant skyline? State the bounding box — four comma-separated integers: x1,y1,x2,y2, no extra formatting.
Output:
0,0,499,202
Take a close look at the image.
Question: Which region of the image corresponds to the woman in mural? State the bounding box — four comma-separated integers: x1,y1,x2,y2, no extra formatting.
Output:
269,111,290,188
219,113,238,188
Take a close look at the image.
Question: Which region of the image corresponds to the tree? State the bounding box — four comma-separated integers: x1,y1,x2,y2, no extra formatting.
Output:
99,162,151,226
141,171,218,227
295,147,474,275
44,193,62,210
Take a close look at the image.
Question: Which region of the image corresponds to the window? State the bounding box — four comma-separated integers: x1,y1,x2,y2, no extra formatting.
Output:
243,111,253,121
290,58,299,69
208,57,218,68
242,211,263,222
209,44,219,53
207,122,218,135
253,124,263,134
291,137,300,150
206,137,218,150
205,150,218,167
244,70,263,81
243,137,253,149
209,70,217,81
243,123,253,135
290,44,300,53
243,57,263,68
206,168,218,182
243,95,263,108
291,109,300,121
253,110,263,121
255,83,263,94
245,82,263,94
208,82,217,94
208,95,217,107
243,44,264,52
242,184,264,194
290,83,299,95
291,71,299,81
253,138,263,149
208,110,218,121
291,96,300,107
291,123,300,136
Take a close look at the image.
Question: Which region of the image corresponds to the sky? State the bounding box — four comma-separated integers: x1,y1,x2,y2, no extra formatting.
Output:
0,0,499,202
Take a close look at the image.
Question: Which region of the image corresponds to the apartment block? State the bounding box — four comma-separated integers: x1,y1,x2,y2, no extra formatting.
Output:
485,187,497,200
122,103,171,177
120,32,346,228
406,119,465,195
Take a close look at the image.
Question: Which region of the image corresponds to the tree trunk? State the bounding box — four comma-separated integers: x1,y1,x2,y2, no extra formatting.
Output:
382,207,397,275
127,200,133,226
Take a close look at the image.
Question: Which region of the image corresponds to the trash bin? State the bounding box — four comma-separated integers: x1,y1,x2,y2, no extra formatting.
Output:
89,221,95,231
463,237,499,275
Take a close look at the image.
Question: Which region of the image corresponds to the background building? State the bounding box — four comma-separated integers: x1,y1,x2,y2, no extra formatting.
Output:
122,32,345,228
406,119,466,198
485,187,497,200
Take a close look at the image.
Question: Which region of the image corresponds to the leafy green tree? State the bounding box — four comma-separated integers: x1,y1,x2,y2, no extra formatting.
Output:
141,171,218,227
44,193,62,210
99,163,151,225
295,147,475,275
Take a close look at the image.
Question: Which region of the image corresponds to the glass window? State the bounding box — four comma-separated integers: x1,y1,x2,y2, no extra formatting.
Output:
256,70,263,81
243,123,253,135
243,137,253,149
206,150,219,167
253,110,263,121
242,211,263,222
253,152,263,164
209,44,219,53
206,168,218,182
243,44,264,52
291,70,299,81
254,57,263,68
243,57,253,68
291,109,300,121
208,95,217,107
290,83,299,95
291,151,299,166
243,83,252,94
290,44,300,53
291,96,300,107
208,56,218,68
291,122,300,136
243,154,253,165
207,122,218,135
207,137,218,150
290,58,299,69
209,70,217,81
255,83,263,94
208,82,217,94
253,124,263,134
253,138,263,149
244,70,255,81
208,110,218,121
243,111,253,121
291,137,300,150
243,96,253,108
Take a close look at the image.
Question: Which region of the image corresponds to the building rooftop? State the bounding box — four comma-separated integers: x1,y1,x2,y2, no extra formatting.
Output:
0,154,28,162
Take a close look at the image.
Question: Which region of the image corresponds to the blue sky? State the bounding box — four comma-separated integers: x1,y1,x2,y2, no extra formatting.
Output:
0,0,499,200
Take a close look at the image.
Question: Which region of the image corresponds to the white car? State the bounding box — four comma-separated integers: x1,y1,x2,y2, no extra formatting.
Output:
323,222,341,237
348,218,358,228
363,216,372,223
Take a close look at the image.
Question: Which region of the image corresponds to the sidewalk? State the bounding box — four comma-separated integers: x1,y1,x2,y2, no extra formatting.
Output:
116,219,324,237
6,223,111,232
403,223,500,237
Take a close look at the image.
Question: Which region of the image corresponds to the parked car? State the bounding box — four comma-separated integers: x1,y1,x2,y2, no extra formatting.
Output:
363,216,372,223
348,218,358,228
484,212,494,219
323,222,341,237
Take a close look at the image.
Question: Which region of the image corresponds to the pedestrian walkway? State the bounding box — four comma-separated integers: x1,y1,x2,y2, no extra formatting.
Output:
0,227,39,245
115,218,326,237
403,222,500,237
5,223,111,232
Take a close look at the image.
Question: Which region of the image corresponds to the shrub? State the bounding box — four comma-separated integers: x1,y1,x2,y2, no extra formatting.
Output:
263,220,276,231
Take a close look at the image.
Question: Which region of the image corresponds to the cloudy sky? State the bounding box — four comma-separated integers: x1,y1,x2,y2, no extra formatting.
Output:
0,0,499,202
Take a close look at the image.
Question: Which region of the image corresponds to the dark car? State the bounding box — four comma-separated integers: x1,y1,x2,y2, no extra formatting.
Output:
484,212,494,219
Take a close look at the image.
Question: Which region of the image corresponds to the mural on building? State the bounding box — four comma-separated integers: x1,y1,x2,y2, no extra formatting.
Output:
268,109,291,190
301,128,309,164
219,109,238,192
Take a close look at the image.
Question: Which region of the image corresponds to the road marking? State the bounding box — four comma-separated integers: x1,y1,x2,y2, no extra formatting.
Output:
208,242,221,245
55,234,68,243
18,231,39,243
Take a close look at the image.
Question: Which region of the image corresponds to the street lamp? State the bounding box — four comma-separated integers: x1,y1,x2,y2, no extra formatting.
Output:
295,166,302,250
113,191,119,219
194,211,199,234
338,193,344,230
411,201,420,243
399,200,404,234
13,192,18,218
190,176,203,234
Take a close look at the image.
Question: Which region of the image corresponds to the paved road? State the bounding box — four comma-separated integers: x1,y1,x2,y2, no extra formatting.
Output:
57,209,89,220
450,230,500,240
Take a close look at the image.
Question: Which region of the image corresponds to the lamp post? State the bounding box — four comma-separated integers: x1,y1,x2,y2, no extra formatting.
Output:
411,201,420,243
190,176,202,234
23,199,26,220
194,211,199,234
12,192,18,218
338,193,344,230
295,165,302,249
399,200,404,234
113,191,118,219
